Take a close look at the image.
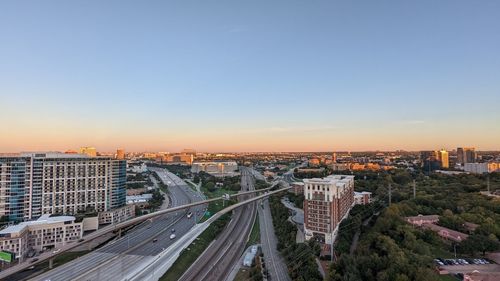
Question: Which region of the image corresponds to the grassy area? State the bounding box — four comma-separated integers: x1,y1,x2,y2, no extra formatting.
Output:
246,215,260,248
160,213,232,281
234,268,252,281
198,186,238,222
201,185,237,199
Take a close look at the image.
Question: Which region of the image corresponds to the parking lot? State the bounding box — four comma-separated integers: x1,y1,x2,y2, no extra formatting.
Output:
435,258,500,274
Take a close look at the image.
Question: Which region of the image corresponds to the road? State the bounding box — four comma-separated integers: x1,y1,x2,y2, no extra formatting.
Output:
30,168,205,281
258,197,291,281
179,167,257,281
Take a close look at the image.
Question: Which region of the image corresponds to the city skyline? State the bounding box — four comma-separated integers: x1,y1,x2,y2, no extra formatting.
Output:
1,0,499,152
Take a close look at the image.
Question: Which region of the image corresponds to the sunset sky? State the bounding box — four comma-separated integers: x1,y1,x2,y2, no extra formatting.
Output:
1,1,499,152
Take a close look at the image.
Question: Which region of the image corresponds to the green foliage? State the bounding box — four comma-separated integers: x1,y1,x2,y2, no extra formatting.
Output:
287,193,305,210
255,179,270,190
269,196,322,281
328,171,500,281
147,189,165,211
460,234,500,256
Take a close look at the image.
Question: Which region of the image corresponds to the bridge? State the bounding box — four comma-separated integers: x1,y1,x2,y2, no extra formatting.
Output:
0,184,291,280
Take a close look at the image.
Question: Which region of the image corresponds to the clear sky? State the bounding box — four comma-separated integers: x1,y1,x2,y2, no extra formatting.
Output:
1,0,499,152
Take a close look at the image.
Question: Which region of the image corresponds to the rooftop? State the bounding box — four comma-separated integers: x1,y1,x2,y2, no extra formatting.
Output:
0,214,77,235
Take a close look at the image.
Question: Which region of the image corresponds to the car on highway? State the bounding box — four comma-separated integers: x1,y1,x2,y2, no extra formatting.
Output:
187,212,193,218
170,234,176,240
171,228,175,233
152,238,158,243
52,249,61,254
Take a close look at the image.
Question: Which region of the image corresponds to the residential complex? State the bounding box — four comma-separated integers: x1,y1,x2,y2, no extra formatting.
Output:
0,214,83,259
303,175,355,245
0,152,126,222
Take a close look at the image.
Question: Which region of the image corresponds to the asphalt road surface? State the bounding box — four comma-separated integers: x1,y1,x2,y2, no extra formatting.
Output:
30,168,205,281
179,167,257,281
259,197,291,281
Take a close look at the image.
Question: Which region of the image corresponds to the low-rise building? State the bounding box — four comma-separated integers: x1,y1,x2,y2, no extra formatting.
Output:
126,194,153,205
405,215,440,226
291,182,304,195
354,191,372,205
422,223,468,242
98,205,135,225
191,161,238,177
0,215,83,259
464,162,500,174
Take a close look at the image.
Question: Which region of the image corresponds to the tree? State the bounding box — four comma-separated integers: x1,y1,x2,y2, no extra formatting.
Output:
461,234,500,256
205,182,216,192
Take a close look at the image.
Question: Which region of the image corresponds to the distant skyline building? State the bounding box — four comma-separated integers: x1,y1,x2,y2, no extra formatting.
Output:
437,149,449,169
116,148,125,160
464,162,500,174
0,152,126,222
79,146,97,157
303,175,355,245
420,149,449,170
457,147,476,164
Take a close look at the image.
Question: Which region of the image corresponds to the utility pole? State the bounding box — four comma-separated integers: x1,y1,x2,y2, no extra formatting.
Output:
388,183,392,206
413,180,416,199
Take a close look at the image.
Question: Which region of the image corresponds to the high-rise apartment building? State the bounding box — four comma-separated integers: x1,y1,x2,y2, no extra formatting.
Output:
457,147,476,164
0,152,126,222
79,147,97,157
303,175,355,245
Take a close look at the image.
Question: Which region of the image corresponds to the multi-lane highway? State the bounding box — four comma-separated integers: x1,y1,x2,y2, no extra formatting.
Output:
258,197,291,281
179,167,257,281
30,168,205,281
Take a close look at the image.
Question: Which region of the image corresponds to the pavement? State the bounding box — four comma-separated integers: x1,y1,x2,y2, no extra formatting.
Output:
178,167,257,281
258,197,292,281
281,198,304,225
29,168,205,281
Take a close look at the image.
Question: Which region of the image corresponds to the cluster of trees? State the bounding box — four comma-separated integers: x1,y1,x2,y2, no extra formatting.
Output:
293,168,329,179
329,205,445,281
147,163,192,178
197,171,241,192
286,193,305,210
147,189,165,211
255,179,270,190
328,170,500,280
334,203,381,256
126,171,153,189
269,195,323,281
